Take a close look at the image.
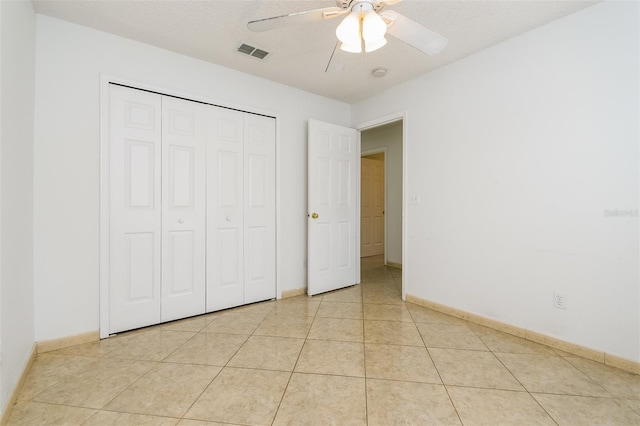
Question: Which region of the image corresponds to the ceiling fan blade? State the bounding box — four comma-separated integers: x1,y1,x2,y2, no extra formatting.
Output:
380,0,404,5
380,10,448,55
248,7,345,32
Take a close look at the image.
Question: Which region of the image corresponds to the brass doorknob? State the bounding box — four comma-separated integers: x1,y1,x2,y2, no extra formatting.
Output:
311,213,319,219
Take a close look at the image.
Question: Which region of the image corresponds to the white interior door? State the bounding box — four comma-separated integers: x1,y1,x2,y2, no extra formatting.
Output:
206,106,245,312
308,119,359,296
109,85,162,333
161,96,206,322
361,157,384,257
243,114,276,304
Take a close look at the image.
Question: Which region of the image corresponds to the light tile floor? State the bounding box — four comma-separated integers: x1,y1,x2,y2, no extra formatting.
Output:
8,256,640,425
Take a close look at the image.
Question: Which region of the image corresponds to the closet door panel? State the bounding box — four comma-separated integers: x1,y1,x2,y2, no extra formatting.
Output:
244,114,276,304
109,85,162,333
206,107,245,312
161,96,206,322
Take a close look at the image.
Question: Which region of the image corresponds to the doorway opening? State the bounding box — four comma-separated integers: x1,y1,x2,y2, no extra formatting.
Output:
306,114,405,299
361,151,386,259
359,119,403,290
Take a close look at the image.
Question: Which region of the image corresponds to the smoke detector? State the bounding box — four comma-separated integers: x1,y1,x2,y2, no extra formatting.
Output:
372,67,387,77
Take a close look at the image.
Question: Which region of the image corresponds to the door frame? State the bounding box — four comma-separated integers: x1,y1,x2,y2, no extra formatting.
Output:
361,147,388,263
99,74,281,338
356,111,407,300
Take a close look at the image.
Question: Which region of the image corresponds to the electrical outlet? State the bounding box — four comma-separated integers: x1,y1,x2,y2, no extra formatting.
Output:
553,292,567,310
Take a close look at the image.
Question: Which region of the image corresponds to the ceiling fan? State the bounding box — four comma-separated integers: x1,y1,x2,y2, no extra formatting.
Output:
248,0,448,65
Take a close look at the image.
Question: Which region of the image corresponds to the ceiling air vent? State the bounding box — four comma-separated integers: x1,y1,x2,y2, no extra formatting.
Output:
237,43,269,60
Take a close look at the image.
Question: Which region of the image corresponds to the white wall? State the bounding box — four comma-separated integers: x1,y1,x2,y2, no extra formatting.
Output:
0,0,36,411
33,15,350,341
353,1,639,362
361,122,403,265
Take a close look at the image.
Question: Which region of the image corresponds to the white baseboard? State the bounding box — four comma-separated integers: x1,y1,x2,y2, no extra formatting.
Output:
37,331,99,354
281,288,307,299
1,344,37,426
406,294,639,375
386,261,402,269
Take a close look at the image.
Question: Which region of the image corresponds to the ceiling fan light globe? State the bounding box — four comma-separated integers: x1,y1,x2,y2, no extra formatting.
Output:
340,42,362,53
362,10,387,40
365,36,387,52
336,11,360,45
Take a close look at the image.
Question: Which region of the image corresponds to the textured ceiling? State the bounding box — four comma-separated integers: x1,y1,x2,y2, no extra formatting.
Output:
33,0,598,103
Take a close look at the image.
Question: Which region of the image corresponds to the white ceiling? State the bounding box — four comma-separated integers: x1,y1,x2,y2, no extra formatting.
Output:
32,0,597,103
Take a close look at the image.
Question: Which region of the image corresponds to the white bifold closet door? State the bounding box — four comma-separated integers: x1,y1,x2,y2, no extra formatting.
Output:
109,86,163,333
206,107,276,312
109,85,206,333
161,96,206,322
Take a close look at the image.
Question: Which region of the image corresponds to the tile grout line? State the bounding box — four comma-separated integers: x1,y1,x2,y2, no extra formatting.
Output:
422,352,464,425
362,269,370,426
467,325,553,419
268,294,321,425
177,313,261,422
416,301,465,425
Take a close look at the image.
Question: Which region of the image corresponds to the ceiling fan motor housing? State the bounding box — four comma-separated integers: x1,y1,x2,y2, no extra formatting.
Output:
336,0,386,12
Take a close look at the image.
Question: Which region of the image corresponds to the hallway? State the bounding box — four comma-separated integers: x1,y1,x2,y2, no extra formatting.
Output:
8,256,640,425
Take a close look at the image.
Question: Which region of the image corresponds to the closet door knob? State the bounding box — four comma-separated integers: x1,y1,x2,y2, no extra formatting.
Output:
226,216,232,222
178,218,184,224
